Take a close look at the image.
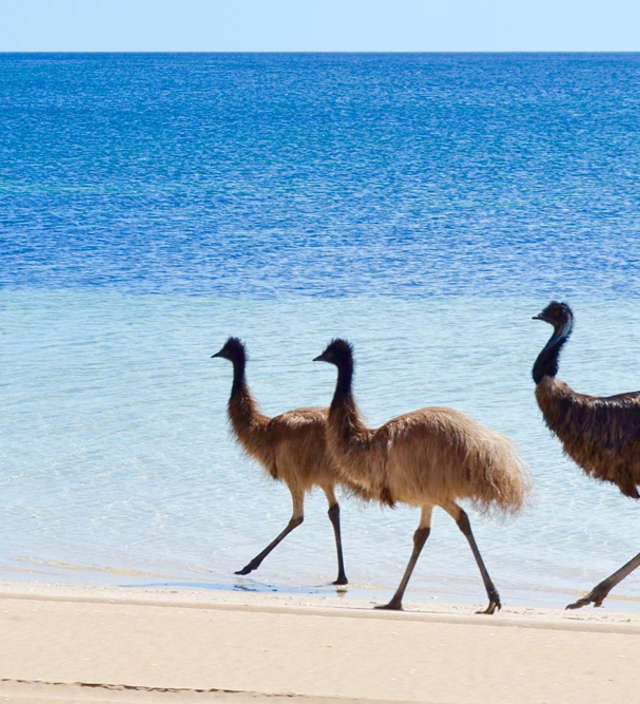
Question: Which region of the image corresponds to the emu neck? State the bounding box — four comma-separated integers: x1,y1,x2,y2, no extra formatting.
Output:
226,357,270,460
329,359,367,443
331,360,354,412
532,320,572,385
228,357,257,422
326,359,381,501
230,357,248,399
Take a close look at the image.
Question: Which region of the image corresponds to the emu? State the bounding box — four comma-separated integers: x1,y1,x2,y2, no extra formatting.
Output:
533,301,640,609
212,336,356,585
314,338,529,613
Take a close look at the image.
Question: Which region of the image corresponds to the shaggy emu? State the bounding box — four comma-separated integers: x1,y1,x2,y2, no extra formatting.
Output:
213,336,353,585
533,301,640,609
314,338,528,613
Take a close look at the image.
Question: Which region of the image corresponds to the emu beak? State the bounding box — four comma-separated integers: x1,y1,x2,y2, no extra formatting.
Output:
211,350,223,358
532,314,542,320
313,353,327,362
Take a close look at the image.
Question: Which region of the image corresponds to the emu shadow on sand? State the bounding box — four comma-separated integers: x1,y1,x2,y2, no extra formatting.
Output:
314,338,529,613
213,336,362,585
533,301,640,609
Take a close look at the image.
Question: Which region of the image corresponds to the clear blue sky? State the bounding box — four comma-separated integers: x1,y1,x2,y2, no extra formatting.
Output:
1,0,639,52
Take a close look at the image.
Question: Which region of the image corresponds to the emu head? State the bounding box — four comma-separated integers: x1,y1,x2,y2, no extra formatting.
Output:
211,336,246,364
313,338,354,368
533,301,573,331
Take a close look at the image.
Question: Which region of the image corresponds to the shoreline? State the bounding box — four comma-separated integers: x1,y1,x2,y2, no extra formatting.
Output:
2,581,640,703
4,564,640,614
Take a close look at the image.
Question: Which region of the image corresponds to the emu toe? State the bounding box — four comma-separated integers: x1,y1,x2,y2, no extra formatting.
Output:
477,597,501,615
234,564,256,576
565,597,590,610
566,586,608,610
374,598,403,611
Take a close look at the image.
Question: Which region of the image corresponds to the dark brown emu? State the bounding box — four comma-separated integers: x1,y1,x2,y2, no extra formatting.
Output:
533,301,640,609
314,338,528,613
212,337,353,585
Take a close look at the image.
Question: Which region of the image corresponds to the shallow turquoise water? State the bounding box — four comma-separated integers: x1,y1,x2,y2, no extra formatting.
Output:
3,290,640,609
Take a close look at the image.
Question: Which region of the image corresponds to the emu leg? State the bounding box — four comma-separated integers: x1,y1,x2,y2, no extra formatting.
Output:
327,502,348,585
235,514,304,575
375,506,433,611
236,490,304,576
445,502,501,615
566,551,640,610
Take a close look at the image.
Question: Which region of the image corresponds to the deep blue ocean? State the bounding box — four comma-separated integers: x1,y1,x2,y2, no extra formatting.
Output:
2,53,640,610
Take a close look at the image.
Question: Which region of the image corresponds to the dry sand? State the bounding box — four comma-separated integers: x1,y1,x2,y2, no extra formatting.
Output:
1,581,639,703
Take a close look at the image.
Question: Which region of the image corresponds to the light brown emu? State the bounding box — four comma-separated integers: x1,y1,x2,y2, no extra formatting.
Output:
533,301,640,609
213,336,357,585
314,338,528,613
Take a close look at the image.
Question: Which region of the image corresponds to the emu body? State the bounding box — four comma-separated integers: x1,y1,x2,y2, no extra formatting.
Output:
213,337,351,585
533,301,640,609
315,339,528,613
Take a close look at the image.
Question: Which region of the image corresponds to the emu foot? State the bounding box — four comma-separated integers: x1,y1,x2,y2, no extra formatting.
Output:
234,560,260,576
332,575,348,586
234,566,253,575
477,596,501,615
374,597,403,611
566,586,608,610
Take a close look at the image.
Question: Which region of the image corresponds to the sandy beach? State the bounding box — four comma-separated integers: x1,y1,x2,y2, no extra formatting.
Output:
1,581,640,703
